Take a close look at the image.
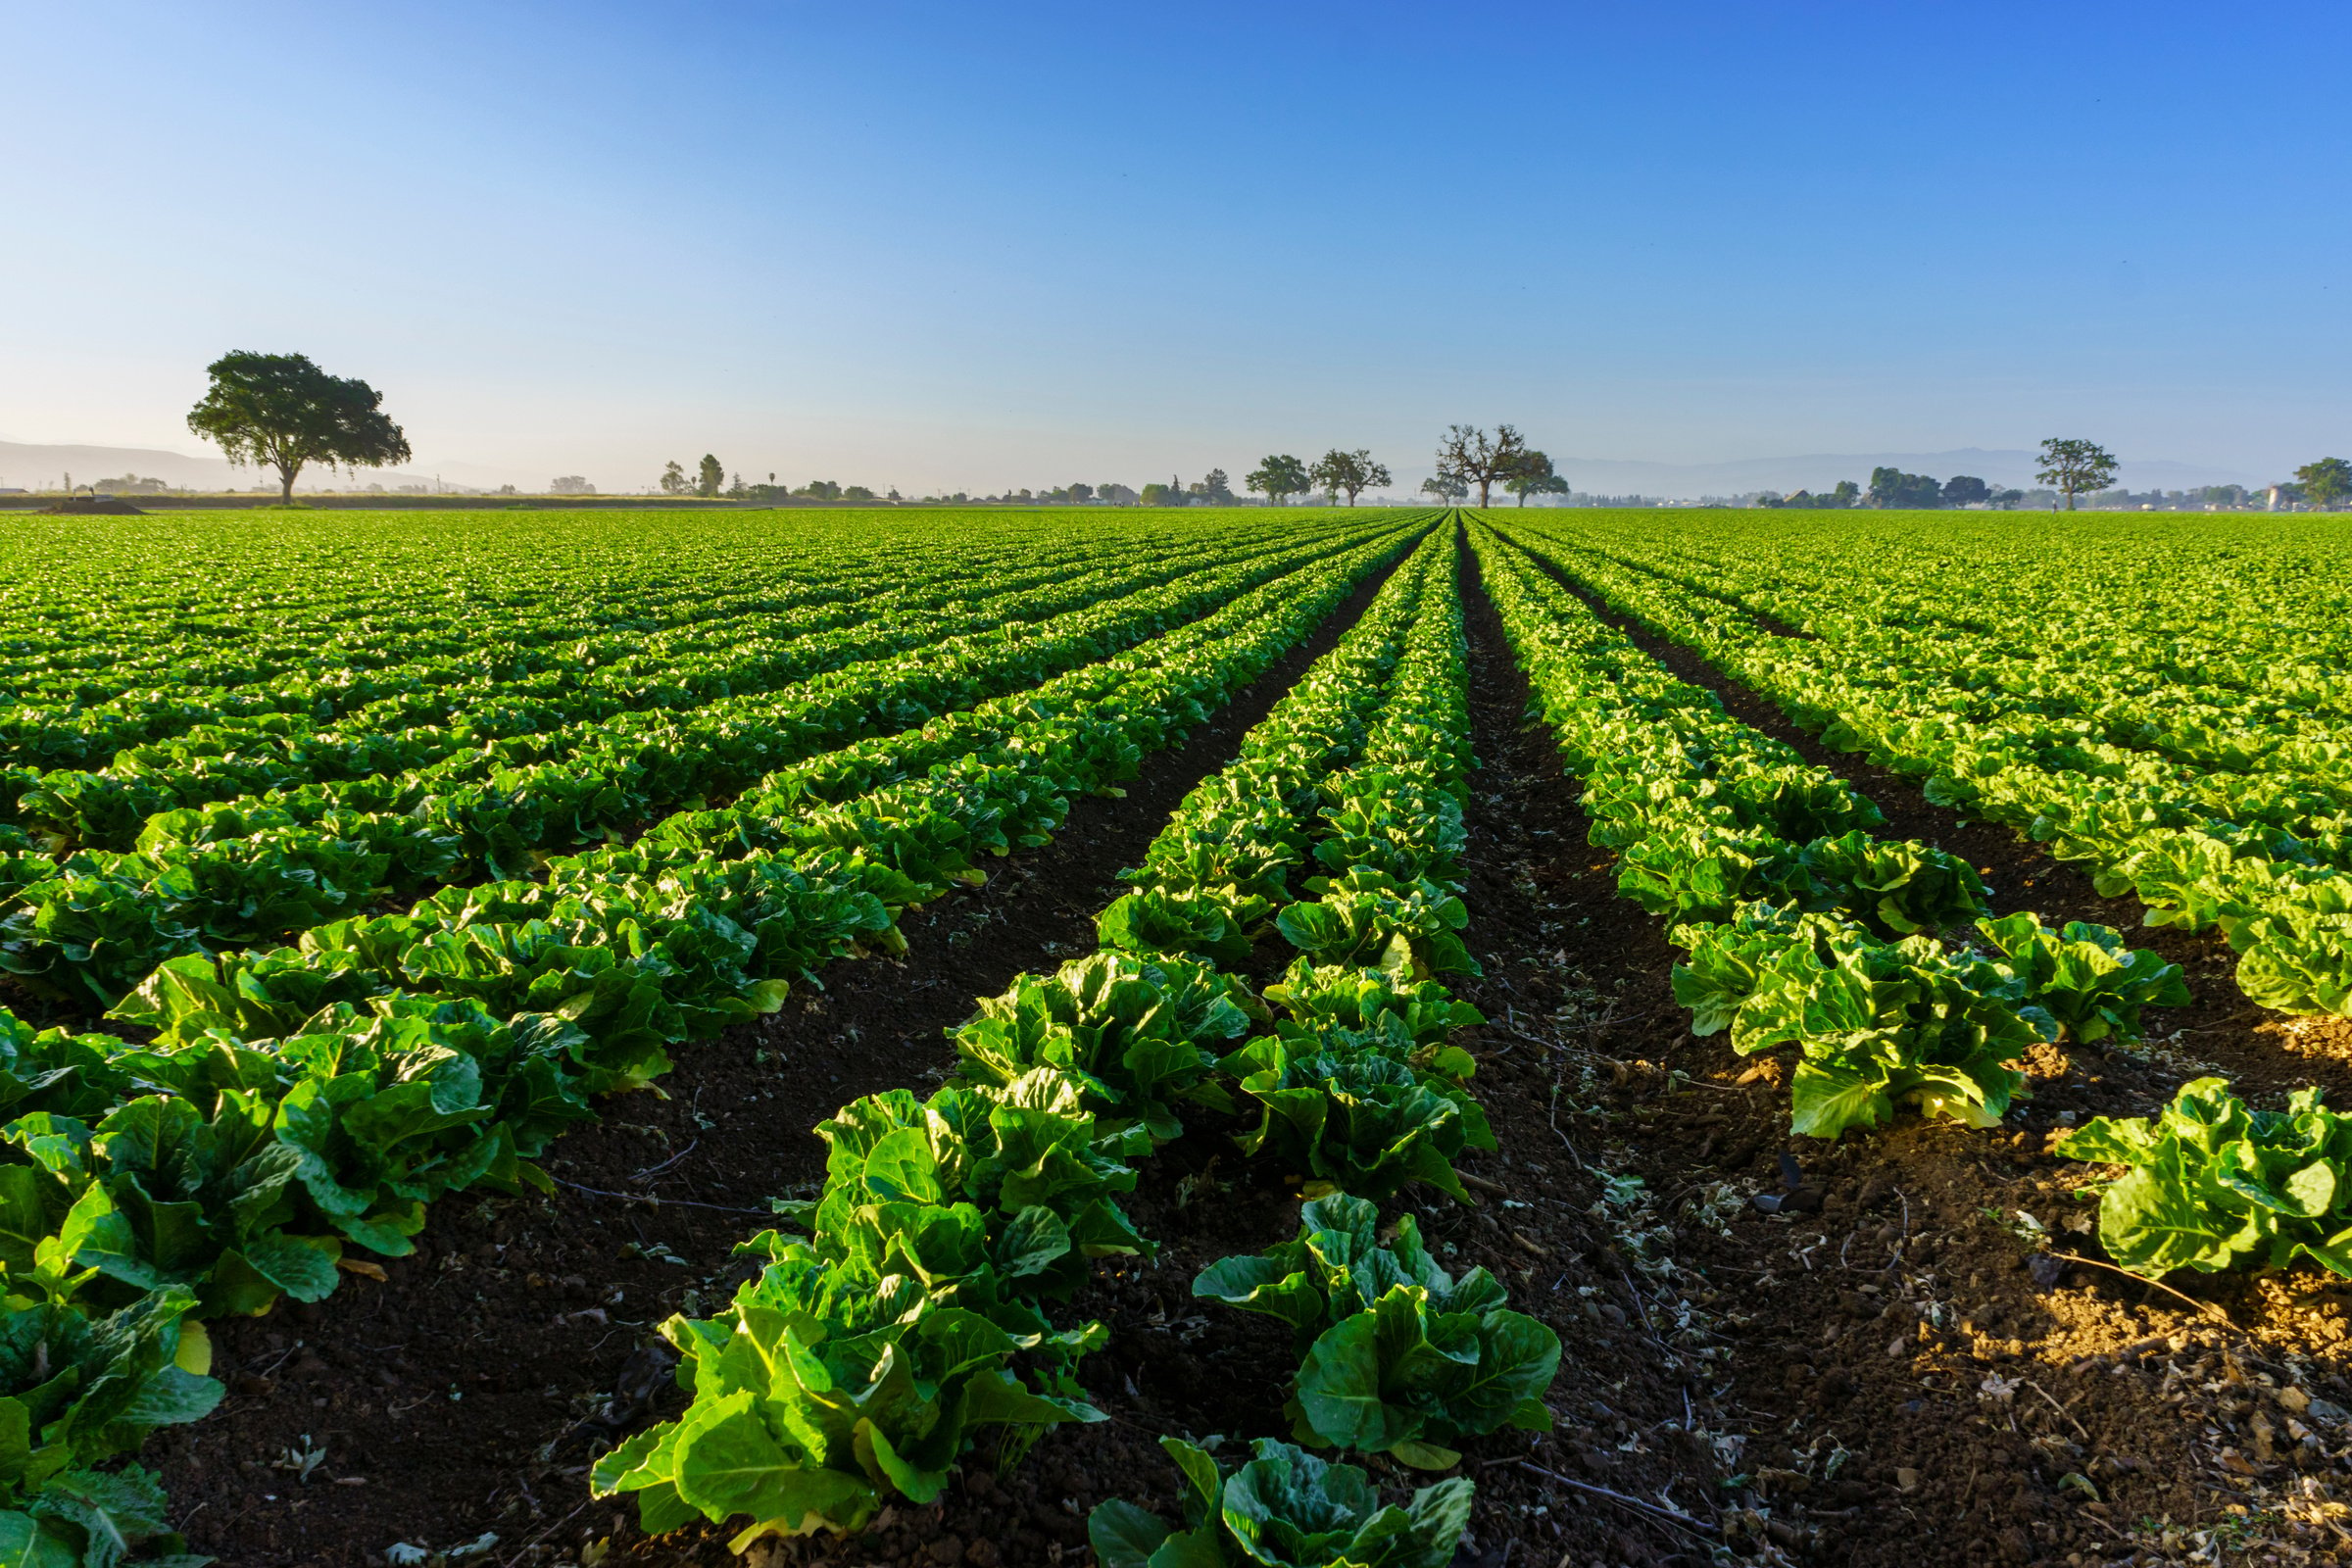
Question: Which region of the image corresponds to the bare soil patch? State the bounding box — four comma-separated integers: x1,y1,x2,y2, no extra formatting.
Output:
160,539,2352,1568
154,565,1398,1568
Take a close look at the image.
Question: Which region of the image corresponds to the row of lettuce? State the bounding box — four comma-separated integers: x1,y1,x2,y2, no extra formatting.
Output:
589,526,1547,1568
1479,520,2352,1290
0,524,1427,1564
9,510,2334,1562
1528,521,2352,1019
0,525,1314,840
0,514,1298,760
1473,523,2187,1136
0,526,1391,1016
574,515,2352,1567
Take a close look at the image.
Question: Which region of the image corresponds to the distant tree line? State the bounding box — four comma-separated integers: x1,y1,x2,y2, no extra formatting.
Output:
1758,467,2024,510
172,353,2352,518
1753,439,2124,511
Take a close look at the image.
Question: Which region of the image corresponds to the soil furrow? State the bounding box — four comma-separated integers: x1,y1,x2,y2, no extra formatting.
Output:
1469,532,2352,1568
1502,531,2352,1109
528,534,1747,1568
154,560,1402,1568
163,532,2352,1568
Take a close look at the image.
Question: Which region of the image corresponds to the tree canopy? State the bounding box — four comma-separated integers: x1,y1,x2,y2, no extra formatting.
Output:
1502,449,1570,505
2035,438,2120,511
2295,458,2352,511
184,351,411,503
1247,454,1311,506
1434,424,1528,506
1309,448,1392,505
1866,466,1943,509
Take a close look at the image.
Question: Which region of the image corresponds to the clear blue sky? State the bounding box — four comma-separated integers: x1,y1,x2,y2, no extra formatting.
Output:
7,1,2348,494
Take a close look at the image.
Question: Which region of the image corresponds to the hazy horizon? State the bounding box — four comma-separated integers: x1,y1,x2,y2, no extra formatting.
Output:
9,2,2348,496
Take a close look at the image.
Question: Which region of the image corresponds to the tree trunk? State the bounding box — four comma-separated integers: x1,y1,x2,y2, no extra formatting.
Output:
278,462,299,504
1517,490,1527,506
1477,480,1492,506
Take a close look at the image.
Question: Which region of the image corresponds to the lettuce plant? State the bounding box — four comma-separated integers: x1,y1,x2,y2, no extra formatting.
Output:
1975,911,2190,1042
0,1288,221,1567
1193,1195,1508,1346
1089,1437,1472,1568
1308,771,1467,889
948,954,1258,1141
1194,1196,1556,1469
1291,1282,1557,1468
1799,831,1990,937
1261,962,1483,1051
594,1261,1105,1551
1221,1045,1484,1202
1096,890,1263,969
1275,871,1476,981
2056,1076,2352,1278
1675,903,2052,1137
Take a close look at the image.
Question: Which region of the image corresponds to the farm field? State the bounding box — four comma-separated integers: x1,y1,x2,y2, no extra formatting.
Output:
1,506,2348,1568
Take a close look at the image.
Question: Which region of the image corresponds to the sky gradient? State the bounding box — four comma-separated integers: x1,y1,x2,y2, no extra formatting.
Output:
8,1,2348,495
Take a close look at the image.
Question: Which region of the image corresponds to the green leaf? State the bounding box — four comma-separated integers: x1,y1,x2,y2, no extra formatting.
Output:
1089,1499,1176,1568
0,1511,78,1568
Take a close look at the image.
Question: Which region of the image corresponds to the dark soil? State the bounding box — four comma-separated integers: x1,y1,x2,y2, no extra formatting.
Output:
155,535,2352,1568
150,564,1399,1568
1470,532,2352,1568
1508,535,2352,1111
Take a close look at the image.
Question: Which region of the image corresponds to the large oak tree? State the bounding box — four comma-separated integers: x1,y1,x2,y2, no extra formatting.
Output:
1309,448,1392,505
1434,423,1528,507
2295,457,2352,511
1502,449,1569,505
2034,438,2119,511
185,351,411,503
1247,454,1311,506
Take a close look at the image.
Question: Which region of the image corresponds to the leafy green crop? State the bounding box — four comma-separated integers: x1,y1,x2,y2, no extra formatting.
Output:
949,952,1258,1142
2056,1077,2352,1278
1975,911,2191,1043
595,1266,1105,1549
1193,1196,1555,1468
1674,902,2049,1137
0,1288,220,1565
1274,870,1476,981
1089,1437,1472,1568
1223,1044,1486,1201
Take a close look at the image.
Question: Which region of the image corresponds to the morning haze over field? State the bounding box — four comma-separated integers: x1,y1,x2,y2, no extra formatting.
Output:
7,7,2352,1568
7,2,2351,502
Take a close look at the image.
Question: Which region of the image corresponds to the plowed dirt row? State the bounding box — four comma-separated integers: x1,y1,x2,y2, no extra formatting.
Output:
158,534,2352,1568
1485,535,2352,1567
153,560,1401,1568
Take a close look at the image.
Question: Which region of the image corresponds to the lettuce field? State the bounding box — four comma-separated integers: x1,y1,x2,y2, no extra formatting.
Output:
1,506,2348,1568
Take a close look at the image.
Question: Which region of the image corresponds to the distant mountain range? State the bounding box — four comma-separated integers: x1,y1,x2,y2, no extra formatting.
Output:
0,439,521,493
0,437,2269,503
1546,447,2264,500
